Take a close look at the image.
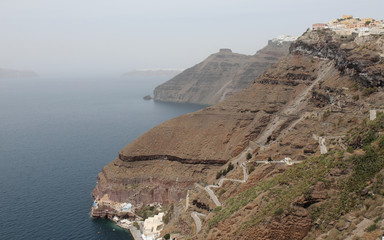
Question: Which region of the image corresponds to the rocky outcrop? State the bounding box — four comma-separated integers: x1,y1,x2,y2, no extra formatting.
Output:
0,67,38,78
154,39,294,105
93,158,222,207
290,29,384,87
241,207,312,240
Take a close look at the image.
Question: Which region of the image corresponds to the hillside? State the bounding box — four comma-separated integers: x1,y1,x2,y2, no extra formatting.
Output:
153,37,294,105
92,29,384,239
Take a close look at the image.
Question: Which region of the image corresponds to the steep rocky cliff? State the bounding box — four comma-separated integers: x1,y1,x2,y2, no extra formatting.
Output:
153,38,293,105
189,30,384,240
93,29,384,239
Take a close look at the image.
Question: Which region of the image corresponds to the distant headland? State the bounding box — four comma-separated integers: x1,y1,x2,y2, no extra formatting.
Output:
123,69,183,78
0,67,38,78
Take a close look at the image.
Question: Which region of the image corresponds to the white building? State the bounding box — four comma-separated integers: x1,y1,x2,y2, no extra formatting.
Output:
121,202,132,212
142,212,165,240
270,35,298,45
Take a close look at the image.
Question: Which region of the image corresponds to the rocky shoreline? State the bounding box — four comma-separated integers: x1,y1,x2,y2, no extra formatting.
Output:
91,197,166,240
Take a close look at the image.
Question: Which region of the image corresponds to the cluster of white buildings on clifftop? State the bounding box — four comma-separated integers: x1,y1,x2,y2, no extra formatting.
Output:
271,35,298,44
312,15,384,37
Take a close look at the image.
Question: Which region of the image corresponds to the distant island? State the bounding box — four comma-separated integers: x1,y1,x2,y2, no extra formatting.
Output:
123,69,183,77
0,67,38,79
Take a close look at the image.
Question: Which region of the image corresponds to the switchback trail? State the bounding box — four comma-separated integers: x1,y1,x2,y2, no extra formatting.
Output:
190,212,206,234
205,162,249,207
190,163,248,233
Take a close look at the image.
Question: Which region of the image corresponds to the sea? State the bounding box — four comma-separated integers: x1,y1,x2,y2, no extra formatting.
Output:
0,76,205,240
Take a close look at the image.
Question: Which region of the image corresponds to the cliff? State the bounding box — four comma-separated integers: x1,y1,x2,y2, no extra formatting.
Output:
0,67,38,78
153,38,294,105
93,29,384,239
93,38,316,219
190,30,384,240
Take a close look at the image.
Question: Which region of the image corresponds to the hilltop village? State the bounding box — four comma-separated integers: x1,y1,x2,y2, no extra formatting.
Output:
313,15,384,36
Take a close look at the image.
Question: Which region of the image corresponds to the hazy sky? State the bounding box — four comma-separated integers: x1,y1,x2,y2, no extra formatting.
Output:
1,0,383,76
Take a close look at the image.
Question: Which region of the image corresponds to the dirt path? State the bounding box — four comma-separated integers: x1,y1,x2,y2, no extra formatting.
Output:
255,157,302,165
191,212,206,234
256,61,334,147
190,163,248,233
205,163,249,207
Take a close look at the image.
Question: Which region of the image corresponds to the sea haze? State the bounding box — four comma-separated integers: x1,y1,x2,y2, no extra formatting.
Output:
0,76,205,240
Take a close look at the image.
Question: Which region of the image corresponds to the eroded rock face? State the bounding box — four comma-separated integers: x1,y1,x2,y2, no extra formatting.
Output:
93,53,320,208
154,40,292,105
93,158,221,207
194,31,384,239
241,207,312,240
93,29,384,239
291,30,384,87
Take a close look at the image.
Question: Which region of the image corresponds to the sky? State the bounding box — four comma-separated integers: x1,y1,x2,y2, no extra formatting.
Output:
0,0,383,76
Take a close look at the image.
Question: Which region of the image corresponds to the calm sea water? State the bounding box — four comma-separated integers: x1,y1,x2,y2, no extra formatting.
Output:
0,76,205,240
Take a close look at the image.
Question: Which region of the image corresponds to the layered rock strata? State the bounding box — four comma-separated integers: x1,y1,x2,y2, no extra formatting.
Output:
291,29,384,87
93,50,321,214
154,39,293,105
93,29,384,239
193,30,384,240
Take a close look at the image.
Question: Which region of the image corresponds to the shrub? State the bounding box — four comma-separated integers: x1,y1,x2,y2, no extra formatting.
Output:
378,135,384,149
164,233,170,240
216,170,223,179
218,189,226,197
217,163,235,179
347,146,354,153
351,82,360,91
322,109,331,119
227,163,234,172
136,205,159,220
213,206,222,213
246,152,252,160
362,131,377,146
133,222,140,230
163,204,173,224
352,95,360,101
274,208,284,215
362,87,377,97
248,164,255,174
365,223,378,232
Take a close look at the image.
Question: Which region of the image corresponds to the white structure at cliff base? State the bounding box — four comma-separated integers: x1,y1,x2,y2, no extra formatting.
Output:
141,212,165,240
